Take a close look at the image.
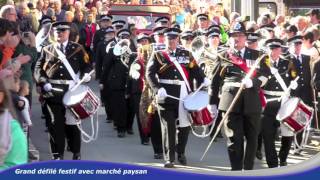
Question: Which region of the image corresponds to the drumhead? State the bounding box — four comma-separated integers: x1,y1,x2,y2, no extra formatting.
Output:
63,85,89,106
276,97,300,121
184,91,209,111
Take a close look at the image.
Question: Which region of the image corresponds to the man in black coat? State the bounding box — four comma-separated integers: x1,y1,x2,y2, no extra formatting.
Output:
95,26,115,123
92,14,113,54
146,27,208,168
208,22,269,170
34,22,92,160
99,29,136,138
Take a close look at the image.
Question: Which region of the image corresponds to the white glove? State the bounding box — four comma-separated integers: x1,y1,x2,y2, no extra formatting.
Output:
156,87,167,101
242,78,253,88
99,84,104,90
207,104,218,119
68,81,76,90
202,78,211,87
83,73,91,83
290,80,298,90
43,83,52,92
270,67,278,75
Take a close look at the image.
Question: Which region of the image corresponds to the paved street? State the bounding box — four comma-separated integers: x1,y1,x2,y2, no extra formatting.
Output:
30,81,320,173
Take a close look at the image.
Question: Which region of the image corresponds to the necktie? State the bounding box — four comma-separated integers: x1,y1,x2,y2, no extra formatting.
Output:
297,55,301,67
60,43,64,53
236,51,242,58
274,62,277,68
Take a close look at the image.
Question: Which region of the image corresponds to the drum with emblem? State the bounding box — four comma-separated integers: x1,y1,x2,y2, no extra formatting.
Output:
276,97,313,133
63,85,100,120
183,90,215,138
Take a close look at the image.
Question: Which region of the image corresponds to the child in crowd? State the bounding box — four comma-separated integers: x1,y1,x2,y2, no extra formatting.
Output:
18,80,32,127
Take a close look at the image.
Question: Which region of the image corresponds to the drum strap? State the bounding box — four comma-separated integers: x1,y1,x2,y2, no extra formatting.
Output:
54,45,79,82
161,51,191,91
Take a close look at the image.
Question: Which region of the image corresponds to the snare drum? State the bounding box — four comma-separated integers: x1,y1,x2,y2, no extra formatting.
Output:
183,90,214,137
183,90,213,126
276,97,313,133
63,85,100,120
183,91,209,111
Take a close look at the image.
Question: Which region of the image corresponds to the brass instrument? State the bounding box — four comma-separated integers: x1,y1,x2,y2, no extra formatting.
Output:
112,39,137,68
35,23,54,52
191,36,227,62
191,36,229,78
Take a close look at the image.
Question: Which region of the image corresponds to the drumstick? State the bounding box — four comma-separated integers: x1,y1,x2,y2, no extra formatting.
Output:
70,70,95,91
52,87,63,92
191,83,205,97
166,94,184,101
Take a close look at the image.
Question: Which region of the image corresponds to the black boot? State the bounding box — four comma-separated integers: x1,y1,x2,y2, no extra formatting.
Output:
177,154,187,165
280,161,287,166
72,153,81,160
256,150,263,160
154,153,163,159
118,131,125,138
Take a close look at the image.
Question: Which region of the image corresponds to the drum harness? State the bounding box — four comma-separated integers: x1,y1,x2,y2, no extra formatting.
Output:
54,46,99,143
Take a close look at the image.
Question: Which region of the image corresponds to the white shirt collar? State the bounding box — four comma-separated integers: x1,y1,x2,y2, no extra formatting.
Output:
57,40,68,52
294,53,302,63
270,58,279,66
236,47,246,58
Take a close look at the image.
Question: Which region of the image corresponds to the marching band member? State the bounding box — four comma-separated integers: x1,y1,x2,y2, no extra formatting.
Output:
260,39,296,168
154,17,170,28
112,20,126,35
100,29,136,138
92,14,113,55
287,35,313,155
246,32,261,51
146,27,208,168
151,26,167,51
127,33,152,144
208,22,269,170
95,26,115,123
198,28,221,79
193,13,210,37
142,26,168,160
34,21,92,160
180,30,194,50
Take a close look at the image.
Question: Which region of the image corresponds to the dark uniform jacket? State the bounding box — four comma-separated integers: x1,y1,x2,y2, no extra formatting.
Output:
93,28,107,54
34,41,91,102
99,47,136,91
127,58,143,95
289,54,313,106
262,57,295,115
146,47,205,107
94,40,108,80
209,47,269,114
